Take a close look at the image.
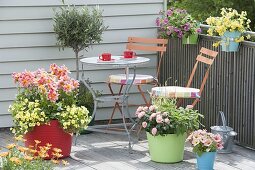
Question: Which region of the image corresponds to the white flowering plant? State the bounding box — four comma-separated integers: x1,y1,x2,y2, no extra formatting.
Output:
186,129,223,156
135,98,203,136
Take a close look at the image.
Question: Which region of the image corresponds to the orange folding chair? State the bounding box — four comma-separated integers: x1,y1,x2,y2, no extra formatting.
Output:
151,47,218,108
107,37,168,124
184,47,218,107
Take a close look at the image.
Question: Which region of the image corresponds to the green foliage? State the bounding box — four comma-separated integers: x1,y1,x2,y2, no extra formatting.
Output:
53,5,108,79
193,142,217,156
77,81,94,114
53,5,107,53
154,98,204,135
171,0,255,30
136,98,203,136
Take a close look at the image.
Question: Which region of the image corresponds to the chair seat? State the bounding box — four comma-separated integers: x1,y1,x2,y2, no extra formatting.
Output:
151,86,200,98
109,74,154,85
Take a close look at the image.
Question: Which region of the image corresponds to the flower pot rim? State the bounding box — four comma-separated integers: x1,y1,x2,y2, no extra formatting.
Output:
146,132,186,136
196,151,217,156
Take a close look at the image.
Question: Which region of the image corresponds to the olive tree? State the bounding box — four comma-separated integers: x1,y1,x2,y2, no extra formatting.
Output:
53,5,108,79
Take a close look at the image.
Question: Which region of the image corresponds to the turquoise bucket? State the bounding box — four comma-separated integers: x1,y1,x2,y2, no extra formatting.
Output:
196,152,216,170
221,31,241,52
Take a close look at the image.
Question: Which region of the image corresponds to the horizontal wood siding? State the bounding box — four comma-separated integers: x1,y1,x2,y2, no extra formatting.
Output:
0,0,164,127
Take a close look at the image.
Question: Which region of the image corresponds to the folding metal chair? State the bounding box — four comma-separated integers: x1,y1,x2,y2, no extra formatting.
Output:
107,37,168,124
151,47,218,107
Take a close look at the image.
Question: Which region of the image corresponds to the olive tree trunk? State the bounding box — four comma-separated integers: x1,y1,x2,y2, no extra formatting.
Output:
75,50,79,80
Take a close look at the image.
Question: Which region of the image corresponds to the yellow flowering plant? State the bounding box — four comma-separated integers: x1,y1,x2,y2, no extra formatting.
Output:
9,64,91,136
0,137,68,170
206,8,251,47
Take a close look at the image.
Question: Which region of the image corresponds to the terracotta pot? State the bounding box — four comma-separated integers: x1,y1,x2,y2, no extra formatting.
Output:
24,120,72,159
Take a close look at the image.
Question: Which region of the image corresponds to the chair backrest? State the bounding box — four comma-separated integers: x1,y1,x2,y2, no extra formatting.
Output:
126,37,168,80
186,47,218,106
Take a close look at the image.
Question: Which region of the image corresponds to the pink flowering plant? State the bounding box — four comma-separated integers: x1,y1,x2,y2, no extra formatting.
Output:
156,7,201,39
136,98,203,136
9,64,90,136
186,129,224,156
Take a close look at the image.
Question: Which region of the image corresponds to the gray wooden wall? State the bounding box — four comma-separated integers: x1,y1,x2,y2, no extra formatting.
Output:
0,0,164,127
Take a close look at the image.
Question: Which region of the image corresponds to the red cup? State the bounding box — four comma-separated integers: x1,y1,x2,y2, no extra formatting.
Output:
99,53,111,61
124,50,136,58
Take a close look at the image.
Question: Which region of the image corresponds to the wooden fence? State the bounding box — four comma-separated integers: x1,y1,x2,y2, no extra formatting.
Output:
160,35,255,149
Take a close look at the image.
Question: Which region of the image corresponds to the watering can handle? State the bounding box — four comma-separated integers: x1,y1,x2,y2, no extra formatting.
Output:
218,111,227,130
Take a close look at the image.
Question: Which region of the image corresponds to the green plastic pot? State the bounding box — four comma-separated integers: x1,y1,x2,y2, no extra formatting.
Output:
182,34,198,44
146,132,186,163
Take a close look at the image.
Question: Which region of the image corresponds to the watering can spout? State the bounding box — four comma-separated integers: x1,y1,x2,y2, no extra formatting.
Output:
229,131,237,136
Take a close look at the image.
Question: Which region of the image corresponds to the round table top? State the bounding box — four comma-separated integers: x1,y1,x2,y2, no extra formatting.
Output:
80,56,150,67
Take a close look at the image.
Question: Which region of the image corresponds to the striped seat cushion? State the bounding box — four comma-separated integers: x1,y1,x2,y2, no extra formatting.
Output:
151,86,200,98
109,74,154,85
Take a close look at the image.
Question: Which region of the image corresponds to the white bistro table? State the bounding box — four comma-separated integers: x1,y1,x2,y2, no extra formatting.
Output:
80,56,150,151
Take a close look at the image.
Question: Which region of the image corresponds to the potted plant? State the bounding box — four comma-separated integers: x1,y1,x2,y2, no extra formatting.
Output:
206,8,251,52
53,5,108,80
9,64,91,159
186,129,223,170
156,7,201,44
135,98,203,163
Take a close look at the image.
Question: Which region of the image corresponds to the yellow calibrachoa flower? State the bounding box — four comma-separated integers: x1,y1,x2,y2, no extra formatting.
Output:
235,36,245,43
213,42,221,47
206,8,251,46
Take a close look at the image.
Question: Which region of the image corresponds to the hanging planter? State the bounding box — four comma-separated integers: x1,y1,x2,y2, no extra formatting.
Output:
156,7,201,41
182,34,198,44
206,8,251,52
221,31,241,52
